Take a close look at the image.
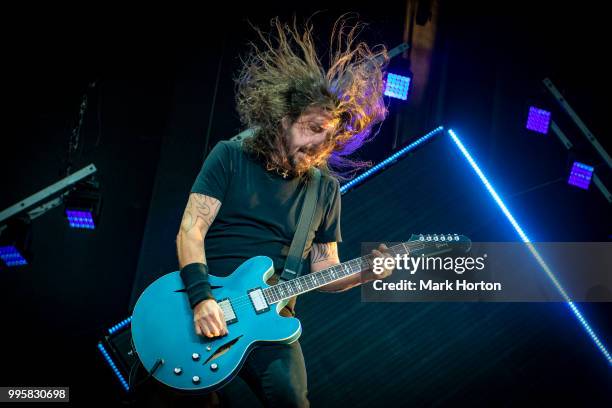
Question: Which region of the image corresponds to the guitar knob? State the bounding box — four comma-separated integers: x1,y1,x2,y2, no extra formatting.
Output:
174,367,182,375
210,363,219,371
192,376,200,384
192,353,200,361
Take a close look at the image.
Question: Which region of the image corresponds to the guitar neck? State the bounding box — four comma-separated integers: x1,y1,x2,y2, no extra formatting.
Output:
263,238,457,304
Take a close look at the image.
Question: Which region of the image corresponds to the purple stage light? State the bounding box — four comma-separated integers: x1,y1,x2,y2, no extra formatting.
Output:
526,106,551,134
384,73,411,100
66,209,96,229
0,245,27,266
567,162,594,190
63,178,101,229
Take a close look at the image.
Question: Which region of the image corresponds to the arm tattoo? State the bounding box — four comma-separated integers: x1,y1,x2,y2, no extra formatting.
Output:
310,242,337,264
181,194,221,233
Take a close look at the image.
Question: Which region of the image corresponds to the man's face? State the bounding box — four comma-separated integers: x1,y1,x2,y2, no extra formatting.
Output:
282,108,338,170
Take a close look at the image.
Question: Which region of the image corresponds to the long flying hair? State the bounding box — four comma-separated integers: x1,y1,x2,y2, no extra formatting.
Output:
235,14,389,179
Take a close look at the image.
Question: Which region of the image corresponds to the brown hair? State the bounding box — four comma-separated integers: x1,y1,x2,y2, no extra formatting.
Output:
235,14,389,179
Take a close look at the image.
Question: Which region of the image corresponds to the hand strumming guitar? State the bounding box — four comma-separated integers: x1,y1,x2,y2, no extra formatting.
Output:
193,298,228,338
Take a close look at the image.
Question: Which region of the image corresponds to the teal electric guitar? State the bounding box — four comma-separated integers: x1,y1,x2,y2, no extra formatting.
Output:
131,233,471,393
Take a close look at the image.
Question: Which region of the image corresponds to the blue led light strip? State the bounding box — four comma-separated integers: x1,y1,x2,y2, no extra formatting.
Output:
448,128,611,366
108,316,132,334
98,342,130,391
340,126,445,194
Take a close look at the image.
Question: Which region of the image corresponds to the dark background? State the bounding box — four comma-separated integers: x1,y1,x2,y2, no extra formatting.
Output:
1,1,610,406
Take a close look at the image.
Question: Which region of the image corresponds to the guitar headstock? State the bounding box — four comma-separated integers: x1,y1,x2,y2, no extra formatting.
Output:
409,233,472,253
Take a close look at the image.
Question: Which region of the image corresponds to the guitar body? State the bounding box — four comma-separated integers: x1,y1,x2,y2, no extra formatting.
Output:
131,256,301,393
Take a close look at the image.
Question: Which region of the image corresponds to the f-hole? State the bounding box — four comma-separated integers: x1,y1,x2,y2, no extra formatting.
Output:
204,335,244,364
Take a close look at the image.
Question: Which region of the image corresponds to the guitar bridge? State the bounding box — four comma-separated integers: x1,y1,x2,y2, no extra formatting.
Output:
247,288,270,314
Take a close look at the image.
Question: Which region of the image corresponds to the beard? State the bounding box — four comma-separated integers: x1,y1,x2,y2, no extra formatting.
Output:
288,150,315,177
262,132,333,178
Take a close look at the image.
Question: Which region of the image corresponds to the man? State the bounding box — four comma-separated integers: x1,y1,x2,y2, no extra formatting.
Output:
176,16,395,407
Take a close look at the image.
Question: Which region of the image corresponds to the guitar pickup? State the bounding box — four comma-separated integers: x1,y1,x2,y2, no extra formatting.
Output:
217,298,238,324
247,288,270,314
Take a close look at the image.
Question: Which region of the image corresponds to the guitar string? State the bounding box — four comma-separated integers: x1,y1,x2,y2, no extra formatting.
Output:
203,237,463,315
212,241,412,312
212,238,459,313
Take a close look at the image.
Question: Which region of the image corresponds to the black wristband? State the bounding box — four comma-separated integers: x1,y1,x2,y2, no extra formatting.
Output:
180,262,214,308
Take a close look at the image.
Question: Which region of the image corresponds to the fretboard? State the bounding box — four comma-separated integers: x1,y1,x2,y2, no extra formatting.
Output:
263,238,457,304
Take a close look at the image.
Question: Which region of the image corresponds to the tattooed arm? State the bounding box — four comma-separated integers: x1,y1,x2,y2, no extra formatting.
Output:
176,193,221,269
177,193,228,338
312,242,395,293
312,242,360,293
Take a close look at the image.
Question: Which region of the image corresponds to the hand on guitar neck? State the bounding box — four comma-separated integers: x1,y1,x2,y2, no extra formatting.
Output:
360,243,395,284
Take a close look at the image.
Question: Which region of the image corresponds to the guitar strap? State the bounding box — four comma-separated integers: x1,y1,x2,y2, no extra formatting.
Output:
230,128,322,282
280,167,321,282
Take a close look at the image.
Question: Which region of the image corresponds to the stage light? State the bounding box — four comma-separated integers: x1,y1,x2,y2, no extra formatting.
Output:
340,126,444,194
0,246,27,267
0,217,32,268
526,106,551,134
108,316,132,335
384,72,412,101
567,161,594,190
66,210,95,229
98,342,130,391
63,178,102,230
448,128,611,366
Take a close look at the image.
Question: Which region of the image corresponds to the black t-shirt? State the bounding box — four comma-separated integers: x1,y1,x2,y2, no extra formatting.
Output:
191,140,342,286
